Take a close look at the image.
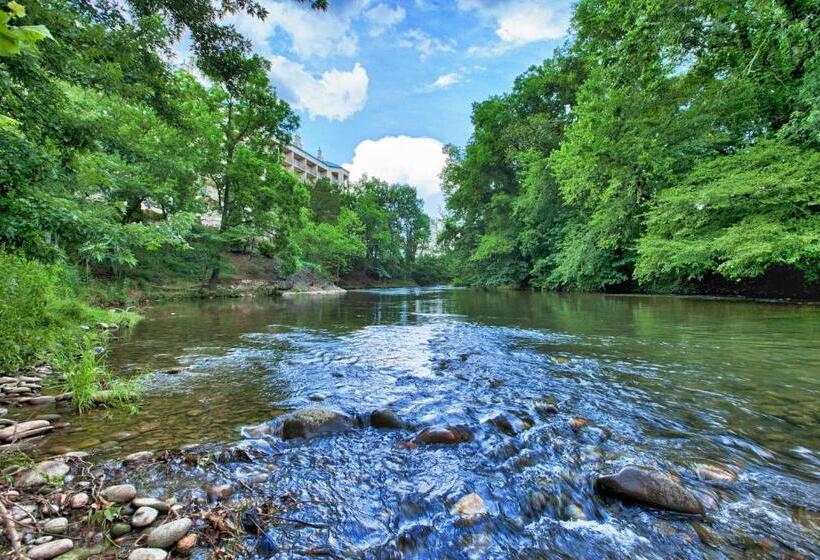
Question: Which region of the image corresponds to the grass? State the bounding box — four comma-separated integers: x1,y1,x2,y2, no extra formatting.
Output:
0,252,141,412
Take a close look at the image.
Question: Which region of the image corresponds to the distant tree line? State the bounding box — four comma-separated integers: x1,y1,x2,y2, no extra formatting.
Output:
440,0,819,297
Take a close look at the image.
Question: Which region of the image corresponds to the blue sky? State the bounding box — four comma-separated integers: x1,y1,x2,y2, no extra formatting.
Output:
226,0,573,214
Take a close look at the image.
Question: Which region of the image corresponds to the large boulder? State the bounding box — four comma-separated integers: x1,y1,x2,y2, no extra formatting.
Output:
277,408,352,440
595,465,705,515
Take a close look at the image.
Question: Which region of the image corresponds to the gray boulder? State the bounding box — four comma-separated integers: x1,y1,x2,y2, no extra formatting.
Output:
278,408,352,440
595,465,704,515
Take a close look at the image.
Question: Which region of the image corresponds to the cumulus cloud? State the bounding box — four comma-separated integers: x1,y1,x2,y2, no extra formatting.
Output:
345,136,447,213
459,0,571,54
397,29,455,59
268,57,369,121
364,3,406,37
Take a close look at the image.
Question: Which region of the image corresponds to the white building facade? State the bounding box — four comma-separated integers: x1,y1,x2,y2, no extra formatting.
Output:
282,137,350,188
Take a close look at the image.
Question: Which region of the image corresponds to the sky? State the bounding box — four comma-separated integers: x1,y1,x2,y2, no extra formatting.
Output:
223,0,574,215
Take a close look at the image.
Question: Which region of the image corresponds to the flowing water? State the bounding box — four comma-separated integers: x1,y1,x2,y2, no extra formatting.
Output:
35,288,820,558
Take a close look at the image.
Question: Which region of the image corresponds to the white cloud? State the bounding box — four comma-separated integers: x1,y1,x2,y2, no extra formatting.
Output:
345,136,447,212
231,1,366,60
268,57,369,121
397,28,455,59
459,0,571,54
425,72,462,91
364,3,406,37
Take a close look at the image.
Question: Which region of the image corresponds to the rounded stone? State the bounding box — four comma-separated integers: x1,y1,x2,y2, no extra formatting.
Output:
110,522,132,537
42,517,68,533
131,506,159,528
146,518,192,548
175,533,198,556
370,409,404,429
27,538,73,559
128,548,168,560
69,492,90,509
132,498,170,512
101,484,136,504
595,465,705,515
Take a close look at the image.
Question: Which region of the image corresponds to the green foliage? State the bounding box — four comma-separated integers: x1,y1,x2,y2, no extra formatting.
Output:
441,0,820,295
0,252,140,410
0,1,51,57
636,141,820,284
297,207,365,278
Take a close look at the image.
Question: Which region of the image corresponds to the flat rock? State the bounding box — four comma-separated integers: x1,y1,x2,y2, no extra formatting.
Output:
146,518,192,548
124,451,154,463
16,460,70,488
101,484,136,504
42,517,68,533
128,548,168,560
131,506,159,528
27,538,73,559
132,498,170,512
595,465,705,515
278,408,352,440
0,420,51,441
453,493,486,517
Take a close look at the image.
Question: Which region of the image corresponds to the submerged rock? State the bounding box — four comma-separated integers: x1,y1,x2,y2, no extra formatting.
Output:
278,408,352,440
413,426,473,445
370,409,405,429
595,465,705,515
452,493,486,518
696,465,737,485
256,532,278,555
16,460,69,488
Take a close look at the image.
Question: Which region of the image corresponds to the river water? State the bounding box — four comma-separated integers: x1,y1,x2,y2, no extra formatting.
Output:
39,288,820,558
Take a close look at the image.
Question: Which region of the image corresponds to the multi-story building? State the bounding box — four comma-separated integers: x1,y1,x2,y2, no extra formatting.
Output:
282,136,350,188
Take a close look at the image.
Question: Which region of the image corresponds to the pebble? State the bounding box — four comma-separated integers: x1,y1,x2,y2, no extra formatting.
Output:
206,484,234,501
370,409,404,429
175,533,198,556
70,492,90,509
132,497,171,512
132,506,159,528
101,484,136,503
42,517,68,533
146,518,193,548
27,538,73,559
696,465,737,485
128,548,168,560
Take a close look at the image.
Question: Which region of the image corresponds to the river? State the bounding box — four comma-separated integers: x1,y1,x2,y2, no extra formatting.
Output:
37,288,820,558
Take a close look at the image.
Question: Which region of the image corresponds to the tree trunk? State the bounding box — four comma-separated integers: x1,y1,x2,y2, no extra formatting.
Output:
208,265,220,289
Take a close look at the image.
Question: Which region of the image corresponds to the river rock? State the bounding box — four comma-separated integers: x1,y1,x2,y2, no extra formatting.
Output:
206,484,234,501
132,498,170,512
70,492,89,509
175,533,198,556
146,518,192,548
27,538,73,559
110,522,132,537
278,408,352,440
131,506,159,528
16,460,70,488
0,420,51,441
413,426,473,445
128,549,168,560
453,493,486,517
101,484,136,503
370,409,404,429
124,451,154,463
43,517,68,533
595,465,705,515
696,465,736,485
